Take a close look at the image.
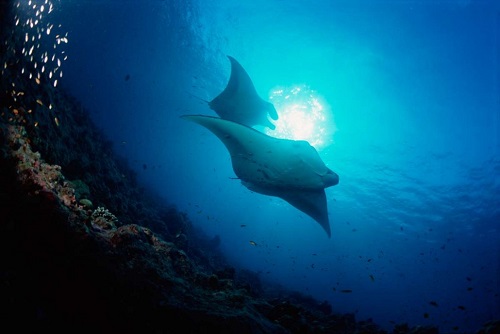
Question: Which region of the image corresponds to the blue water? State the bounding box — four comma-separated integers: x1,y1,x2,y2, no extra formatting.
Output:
19,0,500,332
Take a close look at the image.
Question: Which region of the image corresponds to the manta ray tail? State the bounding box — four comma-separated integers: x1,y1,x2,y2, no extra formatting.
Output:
186,91,209,104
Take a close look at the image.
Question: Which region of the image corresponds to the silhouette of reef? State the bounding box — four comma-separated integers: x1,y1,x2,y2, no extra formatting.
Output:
1,3,498,333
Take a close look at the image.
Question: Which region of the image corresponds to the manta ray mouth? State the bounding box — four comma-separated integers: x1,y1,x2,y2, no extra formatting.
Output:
324,169,340,187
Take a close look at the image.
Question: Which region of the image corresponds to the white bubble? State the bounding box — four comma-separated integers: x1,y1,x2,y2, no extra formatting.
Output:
57,58,61,67
49,71,52,78
29,45,34,56
54,79,58,87
41,5,44,12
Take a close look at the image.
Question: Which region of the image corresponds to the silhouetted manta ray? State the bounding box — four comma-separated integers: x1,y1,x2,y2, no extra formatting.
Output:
182,114,339,237
208,55,279,130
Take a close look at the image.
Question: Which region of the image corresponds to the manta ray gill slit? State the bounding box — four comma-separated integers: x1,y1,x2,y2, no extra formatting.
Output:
266,85,335,149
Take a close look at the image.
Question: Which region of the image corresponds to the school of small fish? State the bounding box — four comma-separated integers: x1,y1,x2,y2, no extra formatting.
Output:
2,0,68,127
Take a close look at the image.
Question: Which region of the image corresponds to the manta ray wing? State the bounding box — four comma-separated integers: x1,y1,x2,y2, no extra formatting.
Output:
243,182,331,238
182,114,338,237
208,56,278,129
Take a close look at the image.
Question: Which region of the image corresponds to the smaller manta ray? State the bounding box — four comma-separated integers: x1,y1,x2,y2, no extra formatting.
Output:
182,115,339,237
208,55,279,130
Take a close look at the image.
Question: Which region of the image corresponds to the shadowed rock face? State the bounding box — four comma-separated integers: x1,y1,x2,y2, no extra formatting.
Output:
0,117,337,333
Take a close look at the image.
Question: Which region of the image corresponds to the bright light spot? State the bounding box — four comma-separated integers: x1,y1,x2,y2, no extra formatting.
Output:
266,84,336,149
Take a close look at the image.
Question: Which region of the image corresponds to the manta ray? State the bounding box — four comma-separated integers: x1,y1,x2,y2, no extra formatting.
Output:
182,114,339,237
208,55,279,130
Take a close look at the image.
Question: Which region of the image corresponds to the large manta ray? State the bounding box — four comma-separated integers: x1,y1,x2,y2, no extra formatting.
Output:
182,115,339,237
208,55,279,130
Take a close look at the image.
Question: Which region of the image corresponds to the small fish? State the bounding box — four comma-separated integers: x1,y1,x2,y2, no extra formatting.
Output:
340,289,352,293
240,224,246,228
457,305,466,311
429,301,438,307
467,287,473,291
466,277,472,281
423,312,429,319
124,74,130,81
249,241,257,246
369,275,375,282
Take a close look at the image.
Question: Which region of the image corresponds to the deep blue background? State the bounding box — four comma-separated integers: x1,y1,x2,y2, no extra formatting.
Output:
17,0,499,332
